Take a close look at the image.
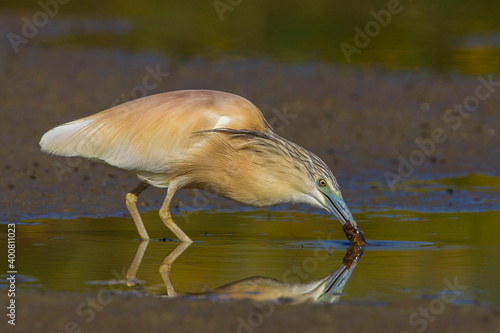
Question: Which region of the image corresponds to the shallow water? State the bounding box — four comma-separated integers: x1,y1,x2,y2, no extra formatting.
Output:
6,206,500,303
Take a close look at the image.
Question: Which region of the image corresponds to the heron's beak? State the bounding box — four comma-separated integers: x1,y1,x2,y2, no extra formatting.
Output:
322,192,354,225
322,192,366,245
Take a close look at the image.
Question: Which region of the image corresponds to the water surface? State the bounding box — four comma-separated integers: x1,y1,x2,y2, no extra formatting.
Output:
7,207,500,303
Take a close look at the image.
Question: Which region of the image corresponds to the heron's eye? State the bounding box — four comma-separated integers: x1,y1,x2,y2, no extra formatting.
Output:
317,178,327,187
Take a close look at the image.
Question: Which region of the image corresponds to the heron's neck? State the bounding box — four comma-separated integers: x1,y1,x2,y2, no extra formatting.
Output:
176,147,311,208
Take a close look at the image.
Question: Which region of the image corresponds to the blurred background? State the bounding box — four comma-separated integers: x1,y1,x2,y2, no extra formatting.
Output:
1,0,500,306
2,0,500,73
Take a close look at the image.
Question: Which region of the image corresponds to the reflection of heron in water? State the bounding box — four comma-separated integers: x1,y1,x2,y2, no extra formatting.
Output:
126,242,364,304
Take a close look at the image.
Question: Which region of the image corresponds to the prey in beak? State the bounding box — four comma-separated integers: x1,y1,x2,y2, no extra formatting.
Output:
321,189,366,245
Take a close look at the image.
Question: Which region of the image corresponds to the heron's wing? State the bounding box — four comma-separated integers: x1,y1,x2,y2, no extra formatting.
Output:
40,90,270,172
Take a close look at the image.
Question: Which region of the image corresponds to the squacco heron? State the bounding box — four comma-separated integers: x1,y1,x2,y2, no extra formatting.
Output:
40,90,365,244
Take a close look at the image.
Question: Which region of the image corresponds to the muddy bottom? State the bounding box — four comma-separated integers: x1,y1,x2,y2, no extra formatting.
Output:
2,289,500,333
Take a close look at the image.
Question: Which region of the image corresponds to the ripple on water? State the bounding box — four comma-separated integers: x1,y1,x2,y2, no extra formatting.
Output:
297,240,436,251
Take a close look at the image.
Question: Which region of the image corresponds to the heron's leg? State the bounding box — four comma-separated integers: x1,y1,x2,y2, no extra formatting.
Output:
159,182,193,243
125,182,150,240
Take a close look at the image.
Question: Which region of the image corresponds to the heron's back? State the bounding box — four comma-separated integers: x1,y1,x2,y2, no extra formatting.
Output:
40,90,270,173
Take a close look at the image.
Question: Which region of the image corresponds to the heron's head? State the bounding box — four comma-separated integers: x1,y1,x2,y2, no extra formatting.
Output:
288,149,366,245
308,172,366,244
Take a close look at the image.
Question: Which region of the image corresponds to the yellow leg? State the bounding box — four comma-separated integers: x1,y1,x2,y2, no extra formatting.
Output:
159,181,193,243
125,182,150,240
